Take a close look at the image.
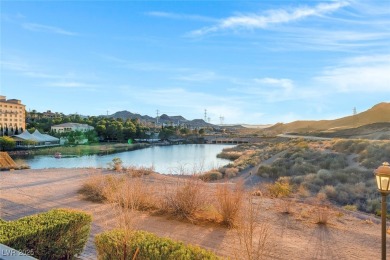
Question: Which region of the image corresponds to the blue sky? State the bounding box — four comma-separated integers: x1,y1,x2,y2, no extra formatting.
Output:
1,0,389,124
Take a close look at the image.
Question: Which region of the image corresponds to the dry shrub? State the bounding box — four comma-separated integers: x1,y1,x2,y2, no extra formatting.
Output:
79,174,120,202
251,190,262,196
199,170,223,181
114,178,155,211
215,183,244,228
163,177,206,221
297,184,310,198
125,166,154,177
79,173,154,211
315,193,331,225
235,195,273,260
225,167,239,178
266,179,292,198
316,206,330,225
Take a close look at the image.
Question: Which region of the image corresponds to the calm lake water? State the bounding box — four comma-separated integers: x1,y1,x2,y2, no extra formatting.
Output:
21,144,235,174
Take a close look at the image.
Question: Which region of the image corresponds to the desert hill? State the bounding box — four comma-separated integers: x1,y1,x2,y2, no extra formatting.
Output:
266,102,390,134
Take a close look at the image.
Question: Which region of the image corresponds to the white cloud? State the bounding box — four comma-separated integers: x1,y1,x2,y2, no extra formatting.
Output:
254,77,294,92
315,54,390,92
190,1,348,36
22,23,77,36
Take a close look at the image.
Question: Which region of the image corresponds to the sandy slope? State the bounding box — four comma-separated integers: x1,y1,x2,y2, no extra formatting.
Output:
1,168,389,259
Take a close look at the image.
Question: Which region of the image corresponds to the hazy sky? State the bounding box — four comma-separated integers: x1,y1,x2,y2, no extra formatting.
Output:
1,0,389,124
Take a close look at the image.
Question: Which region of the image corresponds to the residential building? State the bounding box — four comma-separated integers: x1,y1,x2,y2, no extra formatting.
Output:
51,123,94,133
42,110,63,119
0,95,26,136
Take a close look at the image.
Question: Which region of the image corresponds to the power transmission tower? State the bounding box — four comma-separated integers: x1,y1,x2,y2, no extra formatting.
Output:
207,117,210,123
353,107,357,115
156,109,159,125
204,109,207,122
219,116,224,125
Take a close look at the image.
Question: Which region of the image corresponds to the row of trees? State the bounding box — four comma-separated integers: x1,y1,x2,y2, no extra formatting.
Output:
27,114,151,143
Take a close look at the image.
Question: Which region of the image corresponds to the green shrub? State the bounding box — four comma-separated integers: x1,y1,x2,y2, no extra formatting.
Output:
95,230,219,260
0,208,92,260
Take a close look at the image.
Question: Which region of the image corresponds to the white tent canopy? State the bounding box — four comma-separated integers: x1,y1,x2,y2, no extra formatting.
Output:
12,129,59,146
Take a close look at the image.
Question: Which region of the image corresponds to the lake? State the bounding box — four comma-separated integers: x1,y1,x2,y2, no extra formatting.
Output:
20,144,235,174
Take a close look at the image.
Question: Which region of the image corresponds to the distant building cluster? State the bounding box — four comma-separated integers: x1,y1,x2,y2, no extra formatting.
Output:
0,95,26,136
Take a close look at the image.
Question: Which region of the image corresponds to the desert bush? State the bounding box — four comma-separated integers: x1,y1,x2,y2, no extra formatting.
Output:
125,166,154,177
115,178,155,211
316,206,330,225
217,150,242,160
0,208,92,260
163,177,206,220
199,170,223,181
95,230,219,260
321,185,337,200
215,183,244,228
267,179,292,198
225,167,239,178
234,195,273,260
79,174,120,202
343,204,358,211
108,157,123,171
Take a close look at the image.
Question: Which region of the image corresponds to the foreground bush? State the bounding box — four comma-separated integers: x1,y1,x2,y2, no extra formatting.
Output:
95,230,219,260
0,208,92,260
215,183,243,227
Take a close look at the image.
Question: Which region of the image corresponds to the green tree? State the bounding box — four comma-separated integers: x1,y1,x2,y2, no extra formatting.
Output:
0,136,16,151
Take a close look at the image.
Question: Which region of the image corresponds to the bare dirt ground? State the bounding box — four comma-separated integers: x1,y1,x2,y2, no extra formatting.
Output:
1,168,389,259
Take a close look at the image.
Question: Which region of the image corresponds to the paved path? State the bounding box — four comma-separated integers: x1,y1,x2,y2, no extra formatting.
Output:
277,134,332,141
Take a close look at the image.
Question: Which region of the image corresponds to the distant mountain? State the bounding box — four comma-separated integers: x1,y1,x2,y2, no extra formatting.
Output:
266,102,390,134
108,111,155,122
105,110,215,128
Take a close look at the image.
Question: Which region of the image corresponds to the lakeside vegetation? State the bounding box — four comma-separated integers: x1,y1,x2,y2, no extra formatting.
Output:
23,143,150,156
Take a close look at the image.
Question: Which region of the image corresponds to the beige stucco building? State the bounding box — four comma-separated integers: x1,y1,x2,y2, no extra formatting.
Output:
0,96,26,135
51,123,94,133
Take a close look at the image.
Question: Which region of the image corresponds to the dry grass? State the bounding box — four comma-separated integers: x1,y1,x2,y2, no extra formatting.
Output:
215,183,244,228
